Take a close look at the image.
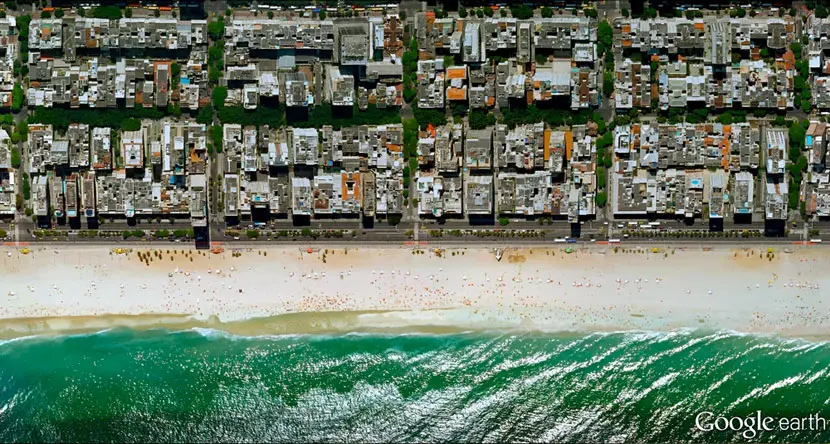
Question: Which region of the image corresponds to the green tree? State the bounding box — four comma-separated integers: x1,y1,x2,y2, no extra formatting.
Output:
92,6,122,19
210,125,223,152
801,94,812,113
500,8,507,17
412,107,447,127
212,86,228,108
11,82,23,112
124,7,132,18
510,5,533,20
468,109,496,130
459,6,467,18
121,118,141,131
476,8,484,18
78,8,85,17
208,20,225,41
22,173,30,200
483,7,493,17
40,11,50,19
320,9,327,20
791,42,803,59
596,191,608,208
10,147,20,169
540,6,553,18
196,105,213,125
499,217,509,226
598,21,613,55
775,115,786,127
268,11,274,19
603,72,614,98
54,8,64,18
596,166,606,189
584,8,598,18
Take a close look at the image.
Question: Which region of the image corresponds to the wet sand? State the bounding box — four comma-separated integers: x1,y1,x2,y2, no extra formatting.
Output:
0,244,828,338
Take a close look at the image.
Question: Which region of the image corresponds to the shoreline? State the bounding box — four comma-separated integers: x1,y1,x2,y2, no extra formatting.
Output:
2,311,830,343
1,244,828,340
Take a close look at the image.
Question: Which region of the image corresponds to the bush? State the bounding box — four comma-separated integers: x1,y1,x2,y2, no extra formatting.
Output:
246,230,258,239
499,217,509,226
173,229,191,238
0,229,6,238
154,229,170,238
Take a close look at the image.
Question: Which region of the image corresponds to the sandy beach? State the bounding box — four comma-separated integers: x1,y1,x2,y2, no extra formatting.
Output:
0,244,828,338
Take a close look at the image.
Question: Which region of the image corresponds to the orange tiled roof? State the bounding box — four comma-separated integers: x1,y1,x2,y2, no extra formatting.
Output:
447,87,466,100
446,67,467,80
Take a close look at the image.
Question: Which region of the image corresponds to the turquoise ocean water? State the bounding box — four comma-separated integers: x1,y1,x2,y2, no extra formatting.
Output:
1,328,829,442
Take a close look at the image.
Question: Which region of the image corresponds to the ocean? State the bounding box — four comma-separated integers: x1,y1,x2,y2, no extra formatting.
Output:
0,328,828,442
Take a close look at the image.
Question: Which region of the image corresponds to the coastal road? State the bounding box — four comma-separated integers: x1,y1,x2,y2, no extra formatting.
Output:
14,234,817,248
